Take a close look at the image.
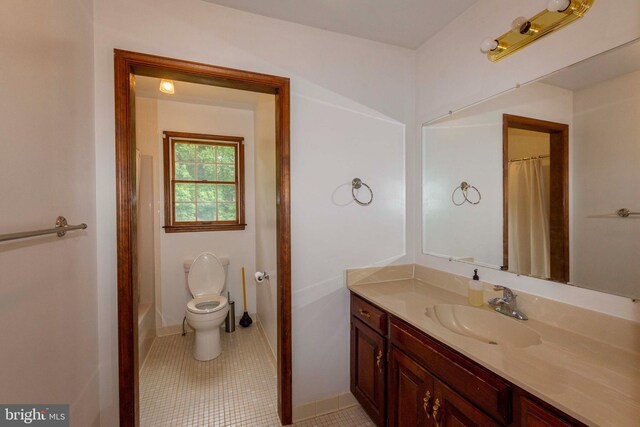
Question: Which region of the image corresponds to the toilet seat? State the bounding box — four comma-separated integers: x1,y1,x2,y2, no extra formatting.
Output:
187,295,228,314
188,252,226,297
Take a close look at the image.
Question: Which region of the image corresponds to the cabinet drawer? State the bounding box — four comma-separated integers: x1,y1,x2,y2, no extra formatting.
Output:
351,293,387,336
390,317,511,425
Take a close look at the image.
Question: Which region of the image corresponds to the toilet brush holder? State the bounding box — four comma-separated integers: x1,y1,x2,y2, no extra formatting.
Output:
225,300,236,333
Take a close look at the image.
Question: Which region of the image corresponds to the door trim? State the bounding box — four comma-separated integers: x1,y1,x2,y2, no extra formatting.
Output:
114,49,292,426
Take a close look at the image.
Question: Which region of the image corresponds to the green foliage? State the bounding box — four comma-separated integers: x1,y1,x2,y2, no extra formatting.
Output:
198,203,216,221
175,203,196,221
175,162,195,180
217,146,235,163
175,143,195,161
197,184,216,202
217,164,235,182
175,183,195,202
172,141,240,224
197,145,216,163
217,202,236,221
197,164,216,181
218,184,236,202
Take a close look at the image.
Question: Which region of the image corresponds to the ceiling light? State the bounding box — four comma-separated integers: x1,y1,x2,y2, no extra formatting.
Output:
480,0,594,62
547,0,572,12
159,79,175,94
480,38,499,53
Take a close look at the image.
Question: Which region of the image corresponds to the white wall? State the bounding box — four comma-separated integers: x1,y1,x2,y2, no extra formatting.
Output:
415,0,640,321
571,70,640,298
0,0,100,425
94,0,414,418
136,97,257,327
254,95,278,356
422,83,572,268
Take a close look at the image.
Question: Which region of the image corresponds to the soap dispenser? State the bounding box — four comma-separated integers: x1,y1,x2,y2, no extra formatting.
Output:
468,269,484,307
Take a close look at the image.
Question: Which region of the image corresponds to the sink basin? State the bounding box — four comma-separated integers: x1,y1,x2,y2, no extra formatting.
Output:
426,304,541,348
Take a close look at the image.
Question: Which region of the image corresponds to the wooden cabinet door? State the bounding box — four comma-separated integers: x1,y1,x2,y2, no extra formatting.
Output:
520,398,574,427
388,346,435,427
351,317,386,427
433,380,500,427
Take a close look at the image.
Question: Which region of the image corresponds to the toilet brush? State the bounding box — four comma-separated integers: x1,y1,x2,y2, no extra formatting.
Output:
239,266,253,327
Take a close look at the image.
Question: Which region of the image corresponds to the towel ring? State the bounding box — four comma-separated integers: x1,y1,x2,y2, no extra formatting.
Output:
352,178,373,206
452,181,481,206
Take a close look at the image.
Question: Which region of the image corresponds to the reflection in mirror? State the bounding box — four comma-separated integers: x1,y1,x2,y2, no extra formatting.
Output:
503,115,568,283
422,39,640,299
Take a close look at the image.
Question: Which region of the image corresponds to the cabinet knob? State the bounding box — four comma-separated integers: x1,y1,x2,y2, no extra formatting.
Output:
376,350,384,373
423,390,432,418
358,309,371,319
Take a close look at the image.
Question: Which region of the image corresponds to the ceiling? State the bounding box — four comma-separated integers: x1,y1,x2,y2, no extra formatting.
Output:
135,75,266,110
201,0,478,49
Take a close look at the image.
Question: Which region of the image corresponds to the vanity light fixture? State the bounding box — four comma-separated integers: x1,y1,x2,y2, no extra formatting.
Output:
159,79,175,94
480,0,595,62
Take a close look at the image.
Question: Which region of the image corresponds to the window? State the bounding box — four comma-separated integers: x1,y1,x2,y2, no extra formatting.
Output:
163,131,245,232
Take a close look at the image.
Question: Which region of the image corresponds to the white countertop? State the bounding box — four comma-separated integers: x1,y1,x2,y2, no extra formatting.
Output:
348,276,640,427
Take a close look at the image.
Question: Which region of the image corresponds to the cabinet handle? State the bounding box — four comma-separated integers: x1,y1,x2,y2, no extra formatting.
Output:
423,390,432,418
358,309,371,319
432,398,441,426
376,350,384,373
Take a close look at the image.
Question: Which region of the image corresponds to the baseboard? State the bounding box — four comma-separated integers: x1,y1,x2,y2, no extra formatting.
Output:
255,317,276,368
156,324,188,337
292,392,358,422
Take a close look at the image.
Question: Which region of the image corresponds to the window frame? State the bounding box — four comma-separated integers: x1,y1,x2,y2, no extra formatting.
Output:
162,131,246,232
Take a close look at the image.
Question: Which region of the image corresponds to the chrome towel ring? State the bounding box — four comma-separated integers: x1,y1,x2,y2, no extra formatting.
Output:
352,178,373,206
452,181,481,206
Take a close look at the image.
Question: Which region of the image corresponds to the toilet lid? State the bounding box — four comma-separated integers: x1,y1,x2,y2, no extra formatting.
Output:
188,252,226,297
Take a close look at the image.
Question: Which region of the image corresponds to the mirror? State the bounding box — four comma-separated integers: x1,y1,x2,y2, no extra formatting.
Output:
422,39,640,299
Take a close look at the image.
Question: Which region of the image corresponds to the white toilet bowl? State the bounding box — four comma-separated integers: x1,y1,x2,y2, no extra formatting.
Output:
186,295,229,361
184,253,230,361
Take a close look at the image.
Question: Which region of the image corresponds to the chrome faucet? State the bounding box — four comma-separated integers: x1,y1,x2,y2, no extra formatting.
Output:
488,286,528,320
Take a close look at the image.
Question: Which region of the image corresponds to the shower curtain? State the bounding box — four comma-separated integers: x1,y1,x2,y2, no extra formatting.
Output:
508,158,550,279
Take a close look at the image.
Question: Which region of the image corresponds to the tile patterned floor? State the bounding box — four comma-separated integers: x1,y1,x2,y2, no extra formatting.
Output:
140,326,373,426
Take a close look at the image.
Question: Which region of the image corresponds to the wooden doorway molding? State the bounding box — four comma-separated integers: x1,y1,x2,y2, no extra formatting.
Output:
502,114,569,283
114,50,291,426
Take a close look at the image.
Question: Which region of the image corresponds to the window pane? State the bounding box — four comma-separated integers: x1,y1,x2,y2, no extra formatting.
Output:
217,146,235,163
196,164,216,181
197,145,216,163
217,164,235,182
197,203,216,221
175,143,195,162
175,183,195,202
175,162,195,180
175,203,196,221
196,184,216,202
217,184,236,202
217,203,237,221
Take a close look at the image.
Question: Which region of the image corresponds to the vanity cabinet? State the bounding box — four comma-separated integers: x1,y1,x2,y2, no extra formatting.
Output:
388,346,498,427
350,315,386,426
350,293,586,427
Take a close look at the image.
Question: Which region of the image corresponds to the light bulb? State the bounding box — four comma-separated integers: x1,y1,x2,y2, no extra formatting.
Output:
159,79,175,94
547,0,571,12
511,17,529,33
480,38,498,53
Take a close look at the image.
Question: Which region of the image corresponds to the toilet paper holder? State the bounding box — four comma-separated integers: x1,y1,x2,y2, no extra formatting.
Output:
255,271,270,283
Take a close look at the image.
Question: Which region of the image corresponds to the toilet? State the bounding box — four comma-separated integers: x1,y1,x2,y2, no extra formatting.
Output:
184,253,230,361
